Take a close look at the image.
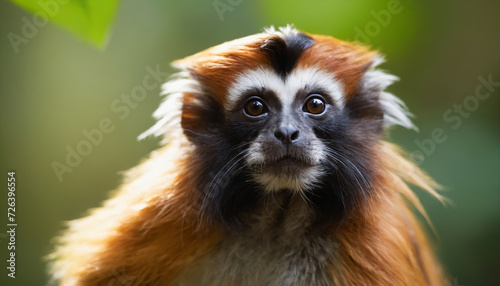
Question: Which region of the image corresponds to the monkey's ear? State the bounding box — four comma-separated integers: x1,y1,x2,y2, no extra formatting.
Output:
359,55,417,130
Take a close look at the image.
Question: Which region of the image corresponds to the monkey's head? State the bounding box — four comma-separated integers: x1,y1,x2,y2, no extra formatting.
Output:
141,26,416,227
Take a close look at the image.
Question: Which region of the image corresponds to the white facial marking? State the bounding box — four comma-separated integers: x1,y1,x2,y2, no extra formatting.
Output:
253,166,323,193
227,67,344,112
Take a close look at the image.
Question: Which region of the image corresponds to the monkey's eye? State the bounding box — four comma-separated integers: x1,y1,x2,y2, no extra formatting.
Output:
304,96,326,115
244,99,267,117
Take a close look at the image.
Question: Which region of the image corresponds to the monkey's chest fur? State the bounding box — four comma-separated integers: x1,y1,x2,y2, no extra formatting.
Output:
175,195,337,286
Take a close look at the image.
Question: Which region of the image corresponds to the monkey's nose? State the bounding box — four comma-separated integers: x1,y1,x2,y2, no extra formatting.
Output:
274,126,300,145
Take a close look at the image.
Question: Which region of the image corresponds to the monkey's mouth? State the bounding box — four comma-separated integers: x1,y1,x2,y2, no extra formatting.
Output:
254,154,317,175
249,153,322,192
274,155,310,164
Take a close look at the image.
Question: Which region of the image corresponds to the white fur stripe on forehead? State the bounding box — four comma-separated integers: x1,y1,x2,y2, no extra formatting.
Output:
362,55,417,130
227,67,344,110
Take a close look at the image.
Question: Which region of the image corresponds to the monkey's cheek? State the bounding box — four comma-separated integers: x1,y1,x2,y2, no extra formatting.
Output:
251,165,323,192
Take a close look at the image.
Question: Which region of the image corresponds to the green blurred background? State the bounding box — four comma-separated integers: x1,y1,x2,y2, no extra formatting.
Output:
1,0,499,285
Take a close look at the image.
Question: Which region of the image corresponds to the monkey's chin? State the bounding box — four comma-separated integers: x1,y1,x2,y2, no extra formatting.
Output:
251,165,322,192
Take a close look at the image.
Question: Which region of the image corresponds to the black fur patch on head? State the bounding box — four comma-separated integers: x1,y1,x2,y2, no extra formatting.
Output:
260,32,314,79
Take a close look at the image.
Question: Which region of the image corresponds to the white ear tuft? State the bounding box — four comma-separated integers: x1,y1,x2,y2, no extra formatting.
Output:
361,55,417,131
138,72,201,142
379,91,417,130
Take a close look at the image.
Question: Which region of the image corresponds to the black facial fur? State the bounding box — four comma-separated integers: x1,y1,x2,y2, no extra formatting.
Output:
181,90,264,228
302,85,386,225
260,32,314,79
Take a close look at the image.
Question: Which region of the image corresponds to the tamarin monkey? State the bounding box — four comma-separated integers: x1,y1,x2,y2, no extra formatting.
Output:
49,26,446,285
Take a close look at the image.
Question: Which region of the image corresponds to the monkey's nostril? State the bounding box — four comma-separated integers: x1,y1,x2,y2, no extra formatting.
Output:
274,130,285,141
274,126,300,144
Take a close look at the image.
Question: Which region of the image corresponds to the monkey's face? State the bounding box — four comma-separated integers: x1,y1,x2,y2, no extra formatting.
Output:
226,67,345,193
141,26,416,224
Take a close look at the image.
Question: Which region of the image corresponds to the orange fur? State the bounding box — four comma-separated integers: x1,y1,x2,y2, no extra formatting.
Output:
298,35,377,98
49,140,223,285
329,142,445,285
173,34,272,106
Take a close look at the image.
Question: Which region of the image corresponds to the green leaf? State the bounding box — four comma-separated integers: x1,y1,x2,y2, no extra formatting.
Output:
10,0,121,49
